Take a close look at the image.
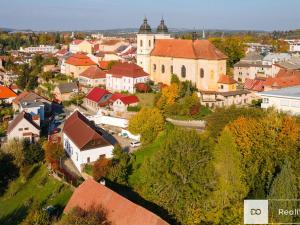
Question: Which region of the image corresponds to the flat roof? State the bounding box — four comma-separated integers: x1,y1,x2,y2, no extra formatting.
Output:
259,86,300,98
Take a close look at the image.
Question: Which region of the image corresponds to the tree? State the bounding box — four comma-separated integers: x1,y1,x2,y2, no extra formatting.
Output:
2,139,24,168
58,206,111,225
23,140,45,165
156,83,179,109
93,157,112,181
128,108,165,144
209,128,247,224
0,151,19,195
268,161,298,223
140,127,214,224
107,145,133,185
43,141,64,168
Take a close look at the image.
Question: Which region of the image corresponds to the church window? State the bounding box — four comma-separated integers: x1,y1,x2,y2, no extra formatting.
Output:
149,40,151,47
140,40,143,47
161,65,165,73
171,65,173,74
153,64,157,72
181,65,186,78
200,68,204,78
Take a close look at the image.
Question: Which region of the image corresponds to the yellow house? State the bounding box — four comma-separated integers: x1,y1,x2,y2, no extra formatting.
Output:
69,40,98,54
64,53,97,78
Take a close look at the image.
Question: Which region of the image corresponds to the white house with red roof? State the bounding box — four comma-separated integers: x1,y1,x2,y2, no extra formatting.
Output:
0,85,17,103
63,110,114,172
112,94,139,112
79,65,106,87
106,62,149,93
83,87,112,112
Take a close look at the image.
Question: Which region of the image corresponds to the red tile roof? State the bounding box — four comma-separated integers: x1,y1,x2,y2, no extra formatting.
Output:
72,39,84,45
217,74,237,84
244,78,266,92
99,61,111,70
86,87,111,103
108,62,148,78
79,65,106,79
102,40,121,46
0,85,17,99
63,111,111,151
151,39,227,60
118,95,139,105
264,69,300,88
64,179,169,225
65,53,97,67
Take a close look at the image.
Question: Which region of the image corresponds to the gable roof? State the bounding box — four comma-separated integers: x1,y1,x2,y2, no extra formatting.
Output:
79,65,106,79
217,75,237,84
64,179,169,225
0,85,17,99
118,95,139,105
108,62,148,78
12,91,49,105
99,61,111,70
151,39,227,60
65,53,97,67
264,69,300,88
85,87,111,103
63,111,111,151
244,78,266,92
7,111,40,133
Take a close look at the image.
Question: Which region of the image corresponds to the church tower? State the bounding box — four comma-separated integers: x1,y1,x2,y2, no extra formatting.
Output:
136,17,154,74
155,18,171,40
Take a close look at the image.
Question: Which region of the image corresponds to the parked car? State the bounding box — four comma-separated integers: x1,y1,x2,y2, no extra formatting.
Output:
130,141,141,148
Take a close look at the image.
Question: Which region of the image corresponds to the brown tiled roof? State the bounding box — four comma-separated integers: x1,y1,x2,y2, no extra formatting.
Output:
102,40,120,46
7,111,40,133
108,62,148,78
79,65,106,79
151,39,227,60
12,91,49,105
63,111,111,151
218,74,237,84
64,179,169,225
65,53,97,67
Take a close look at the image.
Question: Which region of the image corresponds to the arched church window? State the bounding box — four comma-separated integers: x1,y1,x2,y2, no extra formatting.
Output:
181,65,186,78
149,40,151,47
200,68,204,78
161,65,165,73
153,64,157,72
140,40,143,47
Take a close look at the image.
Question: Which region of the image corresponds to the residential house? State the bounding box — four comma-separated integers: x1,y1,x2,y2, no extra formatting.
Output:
63,111,114,172
0,85,17,103
12,91,51,120
234,51,272,83
285,39,300,53
79,65,106,87
19,45,57,53
273,56,300,71
53,82,78,102
7,111,40,143
199,74,251,108
260,86,300,115
69,40,98,54
112,94,139,112
83,87,112,112
137,18,228,92
106,62,149,93
63,53,97,78
64,179,169,225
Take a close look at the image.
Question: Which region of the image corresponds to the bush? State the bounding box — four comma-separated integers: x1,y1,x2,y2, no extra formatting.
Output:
92,158,112,181
127,105,141,112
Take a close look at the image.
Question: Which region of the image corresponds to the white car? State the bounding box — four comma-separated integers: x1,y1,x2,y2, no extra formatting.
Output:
130,141,141,148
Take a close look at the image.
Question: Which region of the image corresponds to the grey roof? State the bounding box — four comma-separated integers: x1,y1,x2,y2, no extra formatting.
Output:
20,101,44,109
260,86,300,98
234,61,271,68
263,53,291,62
57,82,78,94
242,51,263,61
276,57,300,70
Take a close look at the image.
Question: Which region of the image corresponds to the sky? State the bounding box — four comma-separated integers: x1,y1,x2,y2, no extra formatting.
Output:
0,0,300,31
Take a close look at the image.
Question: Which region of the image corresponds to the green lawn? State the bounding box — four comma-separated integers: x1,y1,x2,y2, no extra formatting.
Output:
136,93,156,108
129,131,166,187
0,164,73,225
168,106,212,121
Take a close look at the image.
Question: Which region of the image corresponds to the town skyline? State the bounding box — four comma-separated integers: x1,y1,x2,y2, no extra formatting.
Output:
1,0,300,31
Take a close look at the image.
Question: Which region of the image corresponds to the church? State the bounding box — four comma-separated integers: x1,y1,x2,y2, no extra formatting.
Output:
136,18,228,92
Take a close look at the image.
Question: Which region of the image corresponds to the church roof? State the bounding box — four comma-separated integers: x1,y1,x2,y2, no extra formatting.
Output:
139,18,152,34
156,18,168,34
151,39,227,60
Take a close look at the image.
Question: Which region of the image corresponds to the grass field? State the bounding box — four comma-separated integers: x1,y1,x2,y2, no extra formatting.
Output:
129,131,166,187
136,93,156,108
0,164,73,225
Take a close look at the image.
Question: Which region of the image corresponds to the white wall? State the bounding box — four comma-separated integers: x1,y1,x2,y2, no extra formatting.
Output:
106,74,149,93
8,118,40,141
87,115,128,128
63,133,113,172
260,95,300,115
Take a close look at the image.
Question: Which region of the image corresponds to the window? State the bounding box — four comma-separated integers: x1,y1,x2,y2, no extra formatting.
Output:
161,65,165,73
153,64,157,72
200,68,204,78
18,128,23,131
181,65,186,78
24,127,29,130
87,157,90,163
171,66,173,74
76,152,78,161
220,85,224,89
263,98,269,103
149,40,151,47
140,40,143,47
